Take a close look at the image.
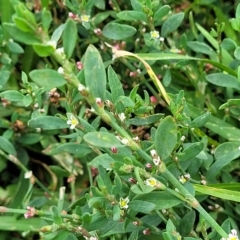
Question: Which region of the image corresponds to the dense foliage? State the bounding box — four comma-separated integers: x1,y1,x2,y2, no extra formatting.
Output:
0,0,240,239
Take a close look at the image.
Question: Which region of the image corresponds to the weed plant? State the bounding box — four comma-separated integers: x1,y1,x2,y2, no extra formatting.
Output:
0,0,240,239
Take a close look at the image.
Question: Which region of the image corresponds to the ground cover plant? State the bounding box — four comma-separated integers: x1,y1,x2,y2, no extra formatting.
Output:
0,0,240,239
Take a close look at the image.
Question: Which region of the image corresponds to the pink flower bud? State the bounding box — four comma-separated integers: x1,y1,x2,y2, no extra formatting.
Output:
111,147,118,153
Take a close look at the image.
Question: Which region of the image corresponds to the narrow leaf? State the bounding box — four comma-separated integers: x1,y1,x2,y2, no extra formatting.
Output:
84,45,106,100
63,19,78,59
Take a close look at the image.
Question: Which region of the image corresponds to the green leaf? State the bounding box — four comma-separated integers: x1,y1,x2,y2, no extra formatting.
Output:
187,41,213,55
29,69,67,88
33,44,55,57
6,41,24,54
153,5,171,23
16,133,42,145
102,22,137,40
55,143,92,156
0,70,11,86
128,228,139,240
0,90,24,102
155,116,178,161
190,112,211,128
108,66,124,104
161,12,184,37
236,3,240,18
42,8,52,32
220,38,237,51
84,132,123,148
177,142,204,162
134,192,182,210
51,205,62,225
206,73,240,90
89,154,115,169
13,16,36,32
234,46,240,60
0,136,16,155
130,0,143,12
84,45,106,100
206,142,240,179
3,23,41,45
117,11,147,22
179,211,196,236
23,94,33,107
128,200,156,214
127,114,164,126
94,0,105,10
163,69,171,87
112,205,121,221
63,19,78,59
28,116,69,130
194,184,240,202
0,216,41,231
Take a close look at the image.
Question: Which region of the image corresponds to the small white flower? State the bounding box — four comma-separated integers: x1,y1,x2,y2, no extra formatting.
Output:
221,229,239,240
118,113,126,122
24,171,33,179
119,197,129,209
201,179,207,185
150,149,157,158
57,67,64,74
153,157,161,166
121,138,128,145
180,135,185,141
179,175,186,184
81,14,90,22
150,30,160,39
184,173,191,179
238,146,240,151
160,37,164,42
78,83,86,92
144,177,157,187
133,136,139,142
67,114,79,129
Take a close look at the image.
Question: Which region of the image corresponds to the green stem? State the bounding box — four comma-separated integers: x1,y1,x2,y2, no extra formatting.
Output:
162,167,227,237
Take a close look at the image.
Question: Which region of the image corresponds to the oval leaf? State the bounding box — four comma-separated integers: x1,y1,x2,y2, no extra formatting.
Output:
102,22,137,40
0,136,16,156
128,200,156,214
84,45,106,100
134,192,182,210
161,12,184,37
29,69,67,89
206,73,240,90
155,116,178,161
0,90,24,102
28,116,69,130
84,132,123,148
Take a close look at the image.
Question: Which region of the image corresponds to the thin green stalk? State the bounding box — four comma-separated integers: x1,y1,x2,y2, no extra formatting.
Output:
162,167,227,237
0,151,54,198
